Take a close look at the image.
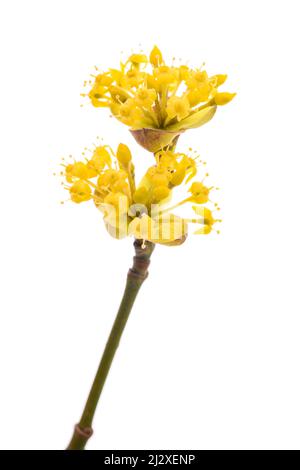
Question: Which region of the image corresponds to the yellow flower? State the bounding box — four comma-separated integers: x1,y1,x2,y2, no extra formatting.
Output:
128,53,148,66
88,146,112,172
69,181,92,203
97,169,130,199
134,87,157,109
166,96,191,122
117,100,146,127
83,46,236,152
188,181,210,204
61,144,221,243
192,207,221,234
185,70,209,89
121,68,144,88
66,162,90,180
153,65,178,86
186,85,212,106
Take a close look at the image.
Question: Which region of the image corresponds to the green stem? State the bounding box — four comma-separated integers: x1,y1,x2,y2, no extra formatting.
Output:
66,239,155,450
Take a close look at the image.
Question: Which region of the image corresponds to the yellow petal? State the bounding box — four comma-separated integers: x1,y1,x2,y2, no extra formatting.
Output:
214,92,236,106
129,54,148,64
194,225,212,235
212,74,228,86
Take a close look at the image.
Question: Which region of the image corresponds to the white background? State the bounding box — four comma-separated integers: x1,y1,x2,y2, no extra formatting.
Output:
0,0,300,450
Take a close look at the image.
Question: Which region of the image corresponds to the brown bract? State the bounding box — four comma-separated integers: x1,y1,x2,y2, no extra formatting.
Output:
130,128,184,153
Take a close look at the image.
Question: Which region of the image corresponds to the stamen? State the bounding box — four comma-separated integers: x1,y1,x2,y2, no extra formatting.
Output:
83,179,98,190
201,173,209,183
159,197,190,215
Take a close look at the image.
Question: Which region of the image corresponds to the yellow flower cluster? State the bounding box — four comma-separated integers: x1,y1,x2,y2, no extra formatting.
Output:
59,46,235,245
62,143,221,245
83,46,235,151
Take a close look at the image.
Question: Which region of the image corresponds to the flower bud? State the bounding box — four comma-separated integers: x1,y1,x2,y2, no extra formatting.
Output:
116,143,132,166
152,186,171,202
133,187,149,204
149,46,163,67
